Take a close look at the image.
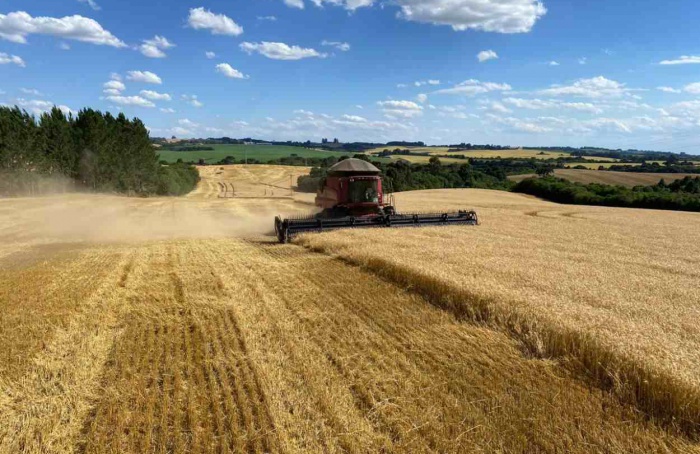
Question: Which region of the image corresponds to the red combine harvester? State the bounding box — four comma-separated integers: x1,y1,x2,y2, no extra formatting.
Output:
274,158,478,243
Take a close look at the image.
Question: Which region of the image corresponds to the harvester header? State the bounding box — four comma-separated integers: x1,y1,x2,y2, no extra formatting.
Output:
274,158,478,243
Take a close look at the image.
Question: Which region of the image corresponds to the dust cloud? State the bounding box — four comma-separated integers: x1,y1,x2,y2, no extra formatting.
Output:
0,193,313,244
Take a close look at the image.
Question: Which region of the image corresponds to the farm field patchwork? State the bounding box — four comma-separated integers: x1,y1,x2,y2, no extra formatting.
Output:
1,167,700,452
509,169,699,186
368,146,620,162
157,144,348,164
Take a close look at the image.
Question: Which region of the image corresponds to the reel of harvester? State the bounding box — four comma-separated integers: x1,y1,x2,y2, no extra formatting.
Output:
275,210,478,243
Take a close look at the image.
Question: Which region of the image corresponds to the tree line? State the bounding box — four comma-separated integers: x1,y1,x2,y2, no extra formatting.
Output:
513,176,700,213
0,106,198,196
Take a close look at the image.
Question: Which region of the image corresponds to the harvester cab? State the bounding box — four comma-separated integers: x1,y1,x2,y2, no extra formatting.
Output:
274,158,478,243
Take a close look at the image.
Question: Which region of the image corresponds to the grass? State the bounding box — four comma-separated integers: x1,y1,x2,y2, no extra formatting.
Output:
509,169,699,187
158,144,348,164
1,169,700,452
296,188,700,438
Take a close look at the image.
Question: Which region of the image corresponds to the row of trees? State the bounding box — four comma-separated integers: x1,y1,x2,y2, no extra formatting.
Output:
296,155,514,193
0,106,198,196
513,176,700,212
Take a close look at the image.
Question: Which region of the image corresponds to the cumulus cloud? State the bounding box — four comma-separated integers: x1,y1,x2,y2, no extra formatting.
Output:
684,82,700,94
160,107,176,113
0,53,25,67
477,50,498,62
216,63,249,79
578,57,587,65
77,0,100,10
106,95,155,108
284,0,305,8
0,11,125,47
140,90,171,101
257,16,278,21
321,40,351,51
103,79,126,95
21,88,41,95
435,79,512,96
416,93,428,103
538,76,632,98
341,114,367,122
377,99,424,118
548,60,559,66
126,70,162,84
657,86,681,94
205,51,216,59
139,35,175,58
240,41,326,60
304,0,545,32
182,94,203,108
59,42,71,50
659,55,700,65
17,98,73,116
187,7,243,36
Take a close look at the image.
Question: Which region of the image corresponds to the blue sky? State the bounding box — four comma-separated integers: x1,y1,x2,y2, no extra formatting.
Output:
2,0,700,151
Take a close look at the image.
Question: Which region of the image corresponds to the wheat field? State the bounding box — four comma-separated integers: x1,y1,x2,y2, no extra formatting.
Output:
297,189,700,435
1,167,700,452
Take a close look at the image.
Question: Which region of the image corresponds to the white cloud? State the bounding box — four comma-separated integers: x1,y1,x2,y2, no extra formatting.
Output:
178,119,199,128
341,114,367,122
284,0,305,8
377,99,424,118
305,0,545,32
77,0,100,11
139,35,175,58
103,89,121,96
657,86,681,93
170,127,192,136
578,57,587,65
414,79,441,87
103,80,126,92
659,55,700,65
140,90,171,101
0,11,125,47
17,98,73,116
160,107,176,113
477,50,498,62
538,76,631,98
503,97,603,114
355,105,363,109
182,94,203,108
435,79,512,96
394,0,545,33
240,41,326,60
0,53,25,67
416,93,428,103
397,83,408,88
59,42,71,50
321,40,351,51
258,16,278,21
205,51,216,59
106,95,155,108
126,70,162,84
21,88,41,95
548,60,559,66
187,7,243,36
684,82,700,95
216,63,249,79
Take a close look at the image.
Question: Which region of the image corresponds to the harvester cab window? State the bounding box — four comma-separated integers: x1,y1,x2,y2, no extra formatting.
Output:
348,179,379,203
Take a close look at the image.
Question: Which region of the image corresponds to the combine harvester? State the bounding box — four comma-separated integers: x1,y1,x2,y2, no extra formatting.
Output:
274,158,478,243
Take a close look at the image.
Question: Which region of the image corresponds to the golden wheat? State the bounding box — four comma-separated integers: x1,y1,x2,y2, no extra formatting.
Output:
297,188,700,435
2,170,700,452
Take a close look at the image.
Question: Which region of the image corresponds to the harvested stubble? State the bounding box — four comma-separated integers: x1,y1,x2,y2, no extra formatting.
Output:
296,188,700,437
0,238,698,452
